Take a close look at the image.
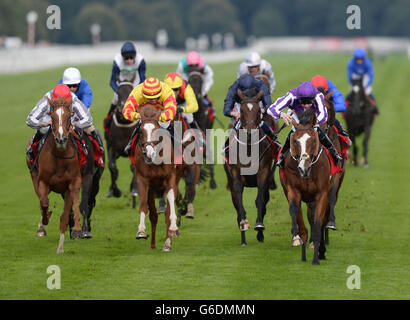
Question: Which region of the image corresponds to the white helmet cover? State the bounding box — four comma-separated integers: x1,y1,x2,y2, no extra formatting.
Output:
62,67,81,85
245,52,261,67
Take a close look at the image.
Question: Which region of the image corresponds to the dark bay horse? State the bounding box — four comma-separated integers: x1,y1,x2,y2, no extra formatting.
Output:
279,109,331,264
345,77,375,168
26,96,82,254
174,111,202,219
72,129,105,238
224,89,278,246
133,105,179,251
188,69,217,189
105,79,139,207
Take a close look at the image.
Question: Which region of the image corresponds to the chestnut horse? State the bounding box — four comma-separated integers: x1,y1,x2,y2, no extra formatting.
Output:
105,78,139,207
133,105,179,251
279,109,331,264
224,89,278,246
174,111,202,219
26,96,82,254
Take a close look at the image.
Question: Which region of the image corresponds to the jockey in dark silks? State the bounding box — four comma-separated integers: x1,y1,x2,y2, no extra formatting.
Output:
267,81,343,169
223,74,279,145
105,42,146,130
346,48,379,115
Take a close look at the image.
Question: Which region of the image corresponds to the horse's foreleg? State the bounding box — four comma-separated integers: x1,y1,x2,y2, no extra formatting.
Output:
362,125,372,168
136,177,149,239
312,193,328,265
36,181,51,237
148,190,158,249
288,190,302,247
107,151,121,197
208,162,217,189
69,177,82,239
231,175,249,245
350,135,358,166
184,166,198,218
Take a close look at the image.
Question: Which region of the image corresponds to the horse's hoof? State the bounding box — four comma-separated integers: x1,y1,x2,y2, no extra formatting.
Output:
363,163,370,169
107,189,113,198
169,229,179,238
136,231,148,239
56,248,64,254
70,230,82,239
36,231,46,237
291,235,303,247
319,254,326,260
256,232,264,243
113,188,122,198
312,259,320,265
81,231,92,239
162,246,171,252
210,180,217,189
326,221,337,230
254,223,265,231
241,242,247,246
309,242,315,249
131,189,138,197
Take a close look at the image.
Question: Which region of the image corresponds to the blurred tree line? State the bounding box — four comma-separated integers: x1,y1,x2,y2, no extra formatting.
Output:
1,0,409,47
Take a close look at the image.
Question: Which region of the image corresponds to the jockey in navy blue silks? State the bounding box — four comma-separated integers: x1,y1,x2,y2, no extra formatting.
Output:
223,74,279,145
346,48,379,115
58,67,93,108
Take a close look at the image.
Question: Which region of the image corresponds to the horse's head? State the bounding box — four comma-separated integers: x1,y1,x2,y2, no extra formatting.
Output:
138,104,162,164
290,109,320,178
47,96,72,150
188,70,203,98
116,76,135,115
238,88,263,131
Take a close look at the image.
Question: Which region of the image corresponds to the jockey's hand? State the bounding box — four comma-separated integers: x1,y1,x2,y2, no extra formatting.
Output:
42,120,52,127
176,106,184,114
230,110,240,119
261,108,266,114
131,112,140,122
280,112,292,126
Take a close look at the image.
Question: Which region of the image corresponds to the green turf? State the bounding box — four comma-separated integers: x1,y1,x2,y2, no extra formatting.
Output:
0,53,409,300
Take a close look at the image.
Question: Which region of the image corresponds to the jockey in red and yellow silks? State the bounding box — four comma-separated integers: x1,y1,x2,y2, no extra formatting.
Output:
123,77,177,123
164,72,198,115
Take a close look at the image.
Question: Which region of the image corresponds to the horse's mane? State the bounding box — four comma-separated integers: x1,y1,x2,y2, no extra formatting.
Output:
140,104,160,120
242,88,258,99
296,108,317,126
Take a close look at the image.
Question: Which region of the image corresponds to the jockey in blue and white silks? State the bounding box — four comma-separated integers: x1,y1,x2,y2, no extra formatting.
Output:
267,81,342,168
346,48,379,114
58,67,93,109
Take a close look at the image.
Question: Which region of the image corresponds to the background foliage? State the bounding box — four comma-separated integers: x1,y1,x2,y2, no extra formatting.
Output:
1,0,410,47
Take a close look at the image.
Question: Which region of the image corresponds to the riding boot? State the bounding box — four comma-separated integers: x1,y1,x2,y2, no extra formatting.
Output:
124,121,141,156
317,127,343,166
90,129,105,153
27,130,44,160
334,118,352,146
261,121,282,149
276,132,291,169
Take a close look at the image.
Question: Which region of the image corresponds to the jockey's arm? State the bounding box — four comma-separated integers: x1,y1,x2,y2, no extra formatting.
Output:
138,59,146,83
315,93,328,125
26,95,51,129
365,60,374,87
267,91,294,122
110,61,120,92
159,91,177,122
201,65,214,97
81,79,93,108
181,85,198,113
223,81,239,117
123,93,140,122
71,97,93,129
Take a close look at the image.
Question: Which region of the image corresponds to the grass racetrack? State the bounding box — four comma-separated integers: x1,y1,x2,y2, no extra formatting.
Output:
0,53,409,300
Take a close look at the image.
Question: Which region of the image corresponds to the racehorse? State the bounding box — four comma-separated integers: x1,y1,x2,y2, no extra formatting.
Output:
188,69,217,189
104,78,139,207
174,110,202,219
71,129,105,238
279,109,331,264
224,89,278,246
344,77,375,168
26,96,82,254
133,104,179,251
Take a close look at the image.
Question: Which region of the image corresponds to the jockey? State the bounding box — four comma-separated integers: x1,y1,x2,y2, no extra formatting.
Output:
267,81,343,168
105,42,146,128
176,51,214,106
123,77,177,155
223,74,278,143
58,67,93,109
346,48,379,115
311,74,350,138
26,84,104,160
237,51,276,94
164,72,198,125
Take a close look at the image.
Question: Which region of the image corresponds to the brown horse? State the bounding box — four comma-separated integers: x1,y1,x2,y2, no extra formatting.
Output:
133,105,179,251
26,96,82,254
173,111,202,219
279,108,331,264
224,89,277,245
105,78,139,207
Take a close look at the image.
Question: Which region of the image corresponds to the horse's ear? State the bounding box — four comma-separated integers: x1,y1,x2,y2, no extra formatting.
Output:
313,131,320,155
310,112,317,128
326,91,333,100
47,97,56,110
237,89,245,101
256,90,264,101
